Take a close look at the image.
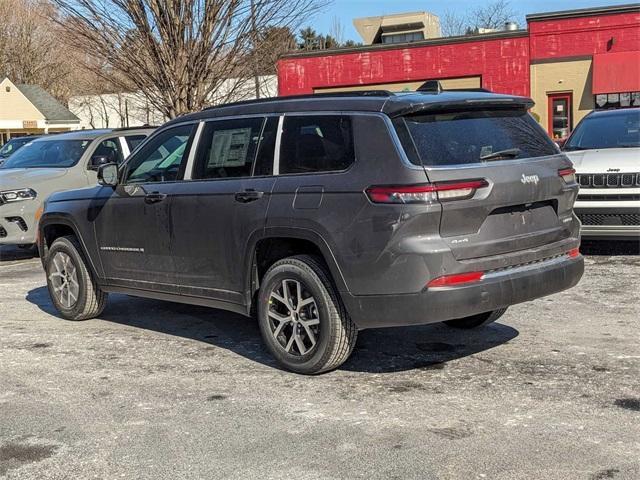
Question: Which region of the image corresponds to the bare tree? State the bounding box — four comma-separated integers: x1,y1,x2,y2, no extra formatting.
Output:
51,0,329,119
440,10,468,37
469,0,518,31
330,15,345,45
440,1,520,37
0,0,73,100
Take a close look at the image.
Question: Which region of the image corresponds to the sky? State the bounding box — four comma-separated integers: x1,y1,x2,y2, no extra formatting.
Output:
309,0,615,42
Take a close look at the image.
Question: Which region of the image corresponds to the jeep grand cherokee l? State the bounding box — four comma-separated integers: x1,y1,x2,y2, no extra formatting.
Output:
38,91,584,374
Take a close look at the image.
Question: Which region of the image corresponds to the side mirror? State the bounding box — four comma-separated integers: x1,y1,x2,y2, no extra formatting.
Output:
97,163,119,187
89,155,112,170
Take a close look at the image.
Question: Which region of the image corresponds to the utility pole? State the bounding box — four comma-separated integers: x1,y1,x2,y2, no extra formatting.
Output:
250,0,260,99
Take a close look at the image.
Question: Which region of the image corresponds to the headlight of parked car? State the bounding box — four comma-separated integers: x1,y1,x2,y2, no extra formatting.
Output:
0,188,37,203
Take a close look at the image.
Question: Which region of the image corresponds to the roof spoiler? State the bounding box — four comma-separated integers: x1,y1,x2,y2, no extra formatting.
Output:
390,96,535,118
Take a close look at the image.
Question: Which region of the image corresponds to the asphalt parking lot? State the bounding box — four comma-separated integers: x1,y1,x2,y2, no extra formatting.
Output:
0,243,638,480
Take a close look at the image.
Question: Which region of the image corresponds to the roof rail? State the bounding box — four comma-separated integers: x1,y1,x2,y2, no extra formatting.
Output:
112,125,158,131
202,90,395,112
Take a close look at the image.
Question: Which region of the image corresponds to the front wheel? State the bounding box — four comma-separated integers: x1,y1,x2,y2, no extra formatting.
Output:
443,308,508,329
45,236,107,320
257,255,357,375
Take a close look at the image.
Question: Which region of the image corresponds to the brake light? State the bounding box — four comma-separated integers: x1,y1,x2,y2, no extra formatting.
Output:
567,247,580,258
366,179,488,204
427,271,484,288
558,168,576,184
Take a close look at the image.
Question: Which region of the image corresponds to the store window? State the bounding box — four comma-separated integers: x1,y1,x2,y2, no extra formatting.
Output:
595,92,640,110
547,93,572,139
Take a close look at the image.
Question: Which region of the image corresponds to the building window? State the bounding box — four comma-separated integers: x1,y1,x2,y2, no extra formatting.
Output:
547,93,572,139
595,92,640,109
381,31,424,44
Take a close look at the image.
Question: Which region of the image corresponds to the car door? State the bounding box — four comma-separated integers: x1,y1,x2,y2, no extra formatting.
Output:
93,123,197,288
169,116,278,304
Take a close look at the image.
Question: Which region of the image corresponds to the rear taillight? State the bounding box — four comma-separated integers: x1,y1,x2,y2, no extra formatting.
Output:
366,179,488,204
558,168,576,184
567,247,580,258
427,271,484,288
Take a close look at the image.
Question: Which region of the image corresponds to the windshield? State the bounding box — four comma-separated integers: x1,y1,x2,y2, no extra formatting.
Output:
398,109,558,166
0,139,91,169
564,110,640,151
0,137,34,158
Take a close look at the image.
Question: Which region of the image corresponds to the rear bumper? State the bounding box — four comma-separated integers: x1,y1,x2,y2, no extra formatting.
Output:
343,253,584,329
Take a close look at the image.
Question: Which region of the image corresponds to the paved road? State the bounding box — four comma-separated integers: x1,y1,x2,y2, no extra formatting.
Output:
0,245,638,479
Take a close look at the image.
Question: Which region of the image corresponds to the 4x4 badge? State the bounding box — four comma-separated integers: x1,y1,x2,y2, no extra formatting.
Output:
521,174,539,185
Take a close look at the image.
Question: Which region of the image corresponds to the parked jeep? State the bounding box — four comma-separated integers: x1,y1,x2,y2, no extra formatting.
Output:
563,107,640,239
0,128,153,247
38,91,584,374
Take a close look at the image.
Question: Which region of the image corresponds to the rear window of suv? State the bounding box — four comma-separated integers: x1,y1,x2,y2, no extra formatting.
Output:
397,108,557,167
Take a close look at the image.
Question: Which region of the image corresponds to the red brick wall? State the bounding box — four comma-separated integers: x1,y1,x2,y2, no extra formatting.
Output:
278,36,531,97
277,10,640,97
529,12,640,60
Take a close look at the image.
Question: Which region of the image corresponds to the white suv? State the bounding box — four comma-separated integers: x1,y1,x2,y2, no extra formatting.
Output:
0,128,153,247
563,108,640,240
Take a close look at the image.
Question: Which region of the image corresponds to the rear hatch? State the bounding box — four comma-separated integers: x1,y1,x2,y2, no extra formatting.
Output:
394,102,578,260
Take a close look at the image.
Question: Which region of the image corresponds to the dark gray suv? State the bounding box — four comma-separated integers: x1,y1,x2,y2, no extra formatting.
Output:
38,91,584,374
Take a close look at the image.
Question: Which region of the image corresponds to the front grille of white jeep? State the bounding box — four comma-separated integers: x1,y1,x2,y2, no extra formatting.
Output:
577,213,640,226
577,173,640,188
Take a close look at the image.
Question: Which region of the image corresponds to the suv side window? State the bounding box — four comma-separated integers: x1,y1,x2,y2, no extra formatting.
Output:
93,137,124,165
193,118,264,179
279,115,355,174
124,135,148,154
124,124,194,184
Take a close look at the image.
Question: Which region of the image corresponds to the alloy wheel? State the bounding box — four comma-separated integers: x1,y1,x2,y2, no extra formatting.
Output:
48,251,80,309
268,279,320,356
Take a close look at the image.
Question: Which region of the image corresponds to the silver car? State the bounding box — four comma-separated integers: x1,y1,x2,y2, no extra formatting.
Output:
564,108,640,239
0,128,153,246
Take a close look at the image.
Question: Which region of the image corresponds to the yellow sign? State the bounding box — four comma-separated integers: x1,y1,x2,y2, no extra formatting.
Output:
22,120,37,129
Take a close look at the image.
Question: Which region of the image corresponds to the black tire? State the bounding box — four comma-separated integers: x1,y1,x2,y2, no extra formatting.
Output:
443,307,508,329
257,254,357,374
45,235,107,321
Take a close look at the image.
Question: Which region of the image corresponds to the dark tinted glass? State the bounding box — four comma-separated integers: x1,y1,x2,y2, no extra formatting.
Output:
125,135,148,153
400,109,557,166
93,137,124,164
253,117,278,176
564,110,640,150
280,116,354,174
125,124,194,183
193,118,264,179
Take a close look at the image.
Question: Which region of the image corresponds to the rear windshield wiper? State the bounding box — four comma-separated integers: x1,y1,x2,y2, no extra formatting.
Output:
480,148,521,161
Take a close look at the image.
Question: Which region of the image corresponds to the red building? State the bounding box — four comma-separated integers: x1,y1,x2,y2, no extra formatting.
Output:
277,4,640,139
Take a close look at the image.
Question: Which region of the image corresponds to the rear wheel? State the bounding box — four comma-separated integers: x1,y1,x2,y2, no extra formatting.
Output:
443,308,508,329
257,255,357,375
45,236,107,320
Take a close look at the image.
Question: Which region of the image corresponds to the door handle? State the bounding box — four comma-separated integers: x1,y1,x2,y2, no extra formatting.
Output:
144,191,167,204
235,190,264,203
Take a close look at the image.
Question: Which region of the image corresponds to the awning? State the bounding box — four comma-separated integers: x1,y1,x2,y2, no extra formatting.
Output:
592,51,640,94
